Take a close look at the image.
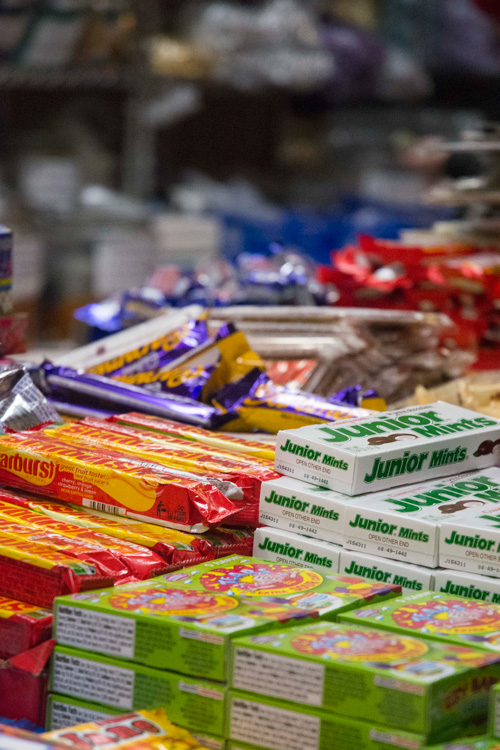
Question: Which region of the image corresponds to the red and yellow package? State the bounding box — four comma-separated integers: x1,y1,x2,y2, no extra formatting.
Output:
44,421,279,525
0,498,170,581
110,412,275,460
0,488,252,567
0,595,52,659
0,528,112,608
51,422,274,528
43,708,211,750
0,432,240,532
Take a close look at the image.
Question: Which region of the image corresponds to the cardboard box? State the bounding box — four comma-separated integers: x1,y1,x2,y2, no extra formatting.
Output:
433,570,500,603
439,503,500,577
340,590,500,653
0,639,55,727
343,468,500,567
230,622,500,737
0,595,52,659
50,645,227,737
258,475,350,545
46,694,119,730
339,550,434,593
54,555,400,680
491,683,500,737
253,528,341,574
275,402,500,495
427,738,500,750
228,690,437,750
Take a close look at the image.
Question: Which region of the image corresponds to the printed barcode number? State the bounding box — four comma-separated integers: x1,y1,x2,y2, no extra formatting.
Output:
84,499,125,515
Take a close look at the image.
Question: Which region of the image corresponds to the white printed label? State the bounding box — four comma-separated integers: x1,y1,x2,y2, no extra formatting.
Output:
49,700,113,730
179,627,224,645
56,605,136,658
52,653,135,709
230,697,320,750
233,647,325,706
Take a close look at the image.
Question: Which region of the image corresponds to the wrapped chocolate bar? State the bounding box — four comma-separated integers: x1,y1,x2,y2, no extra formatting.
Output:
88,317,210,377
0,494,168,581
111,412,275,460
215,369,370,433
0,596,52,660
0,529,112,608
0,431,240,532
113,364,214,400
36,363,223,429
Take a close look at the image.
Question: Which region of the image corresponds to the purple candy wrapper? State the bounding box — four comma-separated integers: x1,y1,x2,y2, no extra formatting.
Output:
215,368,370,432
88,317,209,377
112,364,215,400
37,363,223,428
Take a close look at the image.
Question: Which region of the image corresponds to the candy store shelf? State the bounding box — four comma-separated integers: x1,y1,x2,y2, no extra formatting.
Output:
0,65,134,91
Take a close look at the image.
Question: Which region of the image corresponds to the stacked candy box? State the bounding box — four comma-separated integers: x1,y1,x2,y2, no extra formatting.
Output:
48,555,401,745
257,401,500,601
226,620,500,750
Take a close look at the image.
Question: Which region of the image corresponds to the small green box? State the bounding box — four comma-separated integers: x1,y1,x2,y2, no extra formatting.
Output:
230,621,500,737
228,689,436,750
339,590,500,653
50,645,227,737
54,555,400,681
425,738,500,750
490,683,500,737
46,694,119,730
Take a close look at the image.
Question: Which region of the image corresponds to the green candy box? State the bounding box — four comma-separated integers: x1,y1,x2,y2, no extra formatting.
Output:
230,621,500,738
54,555,401,681
339,590,500,653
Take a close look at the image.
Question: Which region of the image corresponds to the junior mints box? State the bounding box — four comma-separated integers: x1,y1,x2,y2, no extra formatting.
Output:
344,468,500,567
434,570,500,604
339,550,434,592
253,528,341,574
275,402,500,495
54,556,400,680
230,621,500,737
340,590,500,653
439,502,500,577
50,645,227,737
259,475,352,545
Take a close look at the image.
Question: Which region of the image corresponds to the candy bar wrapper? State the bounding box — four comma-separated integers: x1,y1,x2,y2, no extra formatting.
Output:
46,419,279,512
44,421,247,500
110,412,275,460
113,364,215,401
87,317,210,377
0,489,249,568
0,595,52,660
0,493,168,582
42,708,212,750
0,528,112,608
37,363,223,429
0,431,239,532
0,364,60,432
217,370,371,433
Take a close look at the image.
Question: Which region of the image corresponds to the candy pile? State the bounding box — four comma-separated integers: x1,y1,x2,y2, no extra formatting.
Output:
318,234,500,348
36,310,371,432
